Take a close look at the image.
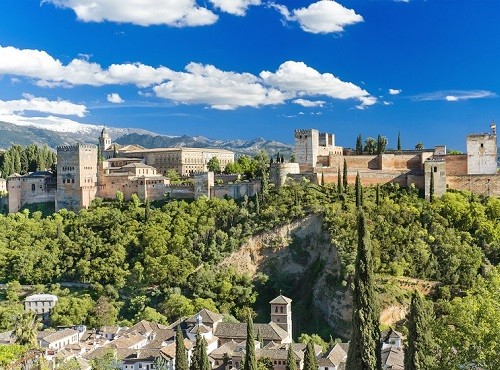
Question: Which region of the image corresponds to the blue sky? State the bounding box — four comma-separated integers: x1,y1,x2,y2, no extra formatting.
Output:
0,0,498,150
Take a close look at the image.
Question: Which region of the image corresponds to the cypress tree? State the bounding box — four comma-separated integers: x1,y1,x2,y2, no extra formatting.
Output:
244,316,257,370
397,132,402,152
321,172,325,187
345,211,381,370
175,325,188,370
286,345,297,370
144,199,151,222
356,134,363,155
199,337,210,370
343,159,348,192
429,167,434,202
376,183,380,207
337,167,342,194
303,340,318,370
404,291,437,370
255,193,260,215
190,332,202,370
355,172,362,208
257,328,263,347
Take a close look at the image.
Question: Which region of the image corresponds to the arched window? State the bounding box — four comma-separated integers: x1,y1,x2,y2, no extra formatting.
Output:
31,184,35,191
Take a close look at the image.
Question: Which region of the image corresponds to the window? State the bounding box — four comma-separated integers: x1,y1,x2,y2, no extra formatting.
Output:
280,307,284,313
433,167,437,173
31,184,35,191
275,307,278,313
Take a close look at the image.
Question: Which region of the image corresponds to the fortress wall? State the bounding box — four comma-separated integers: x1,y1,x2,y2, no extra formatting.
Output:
445,155,468,175
98,177,137,200
211,181,261,199
316,170,417,188
344,156,380,170
165,185,195,199
447,175,500,196
381,154,422,171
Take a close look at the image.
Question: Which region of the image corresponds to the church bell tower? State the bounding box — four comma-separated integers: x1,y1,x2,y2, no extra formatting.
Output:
270,294,292,336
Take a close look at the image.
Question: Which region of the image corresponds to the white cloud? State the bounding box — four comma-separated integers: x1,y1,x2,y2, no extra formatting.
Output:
414,90,496,102
0,94,87,117
107,93,124,103
389,88,402,95
43,0,218,27
293,98,325,107
154,62,286,110
383,101,393,106
272,1,363,34
0,45,175,87
210,0,261,16
0,45,375,110
261,61,376,107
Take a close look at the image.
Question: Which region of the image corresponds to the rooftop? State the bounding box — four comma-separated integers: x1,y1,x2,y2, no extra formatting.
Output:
25,294,58,302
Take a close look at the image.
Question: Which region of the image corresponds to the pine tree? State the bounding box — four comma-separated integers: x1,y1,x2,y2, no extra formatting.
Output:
355,172,362,208
404,291,437,370
343,159,348,193
397,132,402,152
356,134,363,155
303,340,318,370
345,211,381,370
175,325,188,370
429,167,434,203
244,316,257,370
286,344,297,370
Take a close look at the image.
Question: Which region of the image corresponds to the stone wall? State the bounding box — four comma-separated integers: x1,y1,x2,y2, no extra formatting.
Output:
445,155,468,175
447,175,500,196
211,181,261,199
269,163,300,187
8,175,56,213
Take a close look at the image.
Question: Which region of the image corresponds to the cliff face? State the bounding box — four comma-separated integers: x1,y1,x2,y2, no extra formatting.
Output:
222,214,353,339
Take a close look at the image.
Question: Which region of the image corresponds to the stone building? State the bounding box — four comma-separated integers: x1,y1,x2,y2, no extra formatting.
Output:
424,159,447,200
466,122,497,175
285,124,499,197
98,158,170,201
25,293,58,321
294,129,342,168
119,147,234,176
7,171,56,213
55,144,98,212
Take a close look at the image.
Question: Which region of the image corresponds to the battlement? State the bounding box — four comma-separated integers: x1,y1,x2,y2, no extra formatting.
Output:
295,129,314,136
57,144,97,152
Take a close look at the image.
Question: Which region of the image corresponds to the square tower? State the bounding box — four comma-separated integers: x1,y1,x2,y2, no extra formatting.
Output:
466,123,497,175
56,144,98,211
270,295,292,336
294,129,319,167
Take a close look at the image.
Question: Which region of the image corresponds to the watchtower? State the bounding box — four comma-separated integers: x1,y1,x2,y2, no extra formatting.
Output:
56,144,98,211
466,122,498,175
270,294,292,336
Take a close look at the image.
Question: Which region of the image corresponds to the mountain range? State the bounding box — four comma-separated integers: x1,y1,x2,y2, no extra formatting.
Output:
0,117,292,156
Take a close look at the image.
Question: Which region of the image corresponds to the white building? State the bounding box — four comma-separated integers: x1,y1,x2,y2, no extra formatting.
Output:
25,294,58,320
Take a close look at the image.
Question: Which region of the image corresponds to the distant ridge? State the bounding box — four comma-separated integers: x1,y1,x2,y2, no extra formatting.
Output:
0,119,293,156
114,133,293,156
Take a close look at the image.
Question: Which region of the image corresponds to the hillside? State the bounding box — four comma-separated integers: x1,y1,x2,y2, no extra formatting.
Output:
0,120,154,149
0,119,293,156
115,132,293,156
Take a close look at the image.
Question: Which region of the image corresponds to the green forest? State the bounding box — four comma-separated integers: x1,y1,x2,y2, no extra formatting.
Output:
0,179,499,368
